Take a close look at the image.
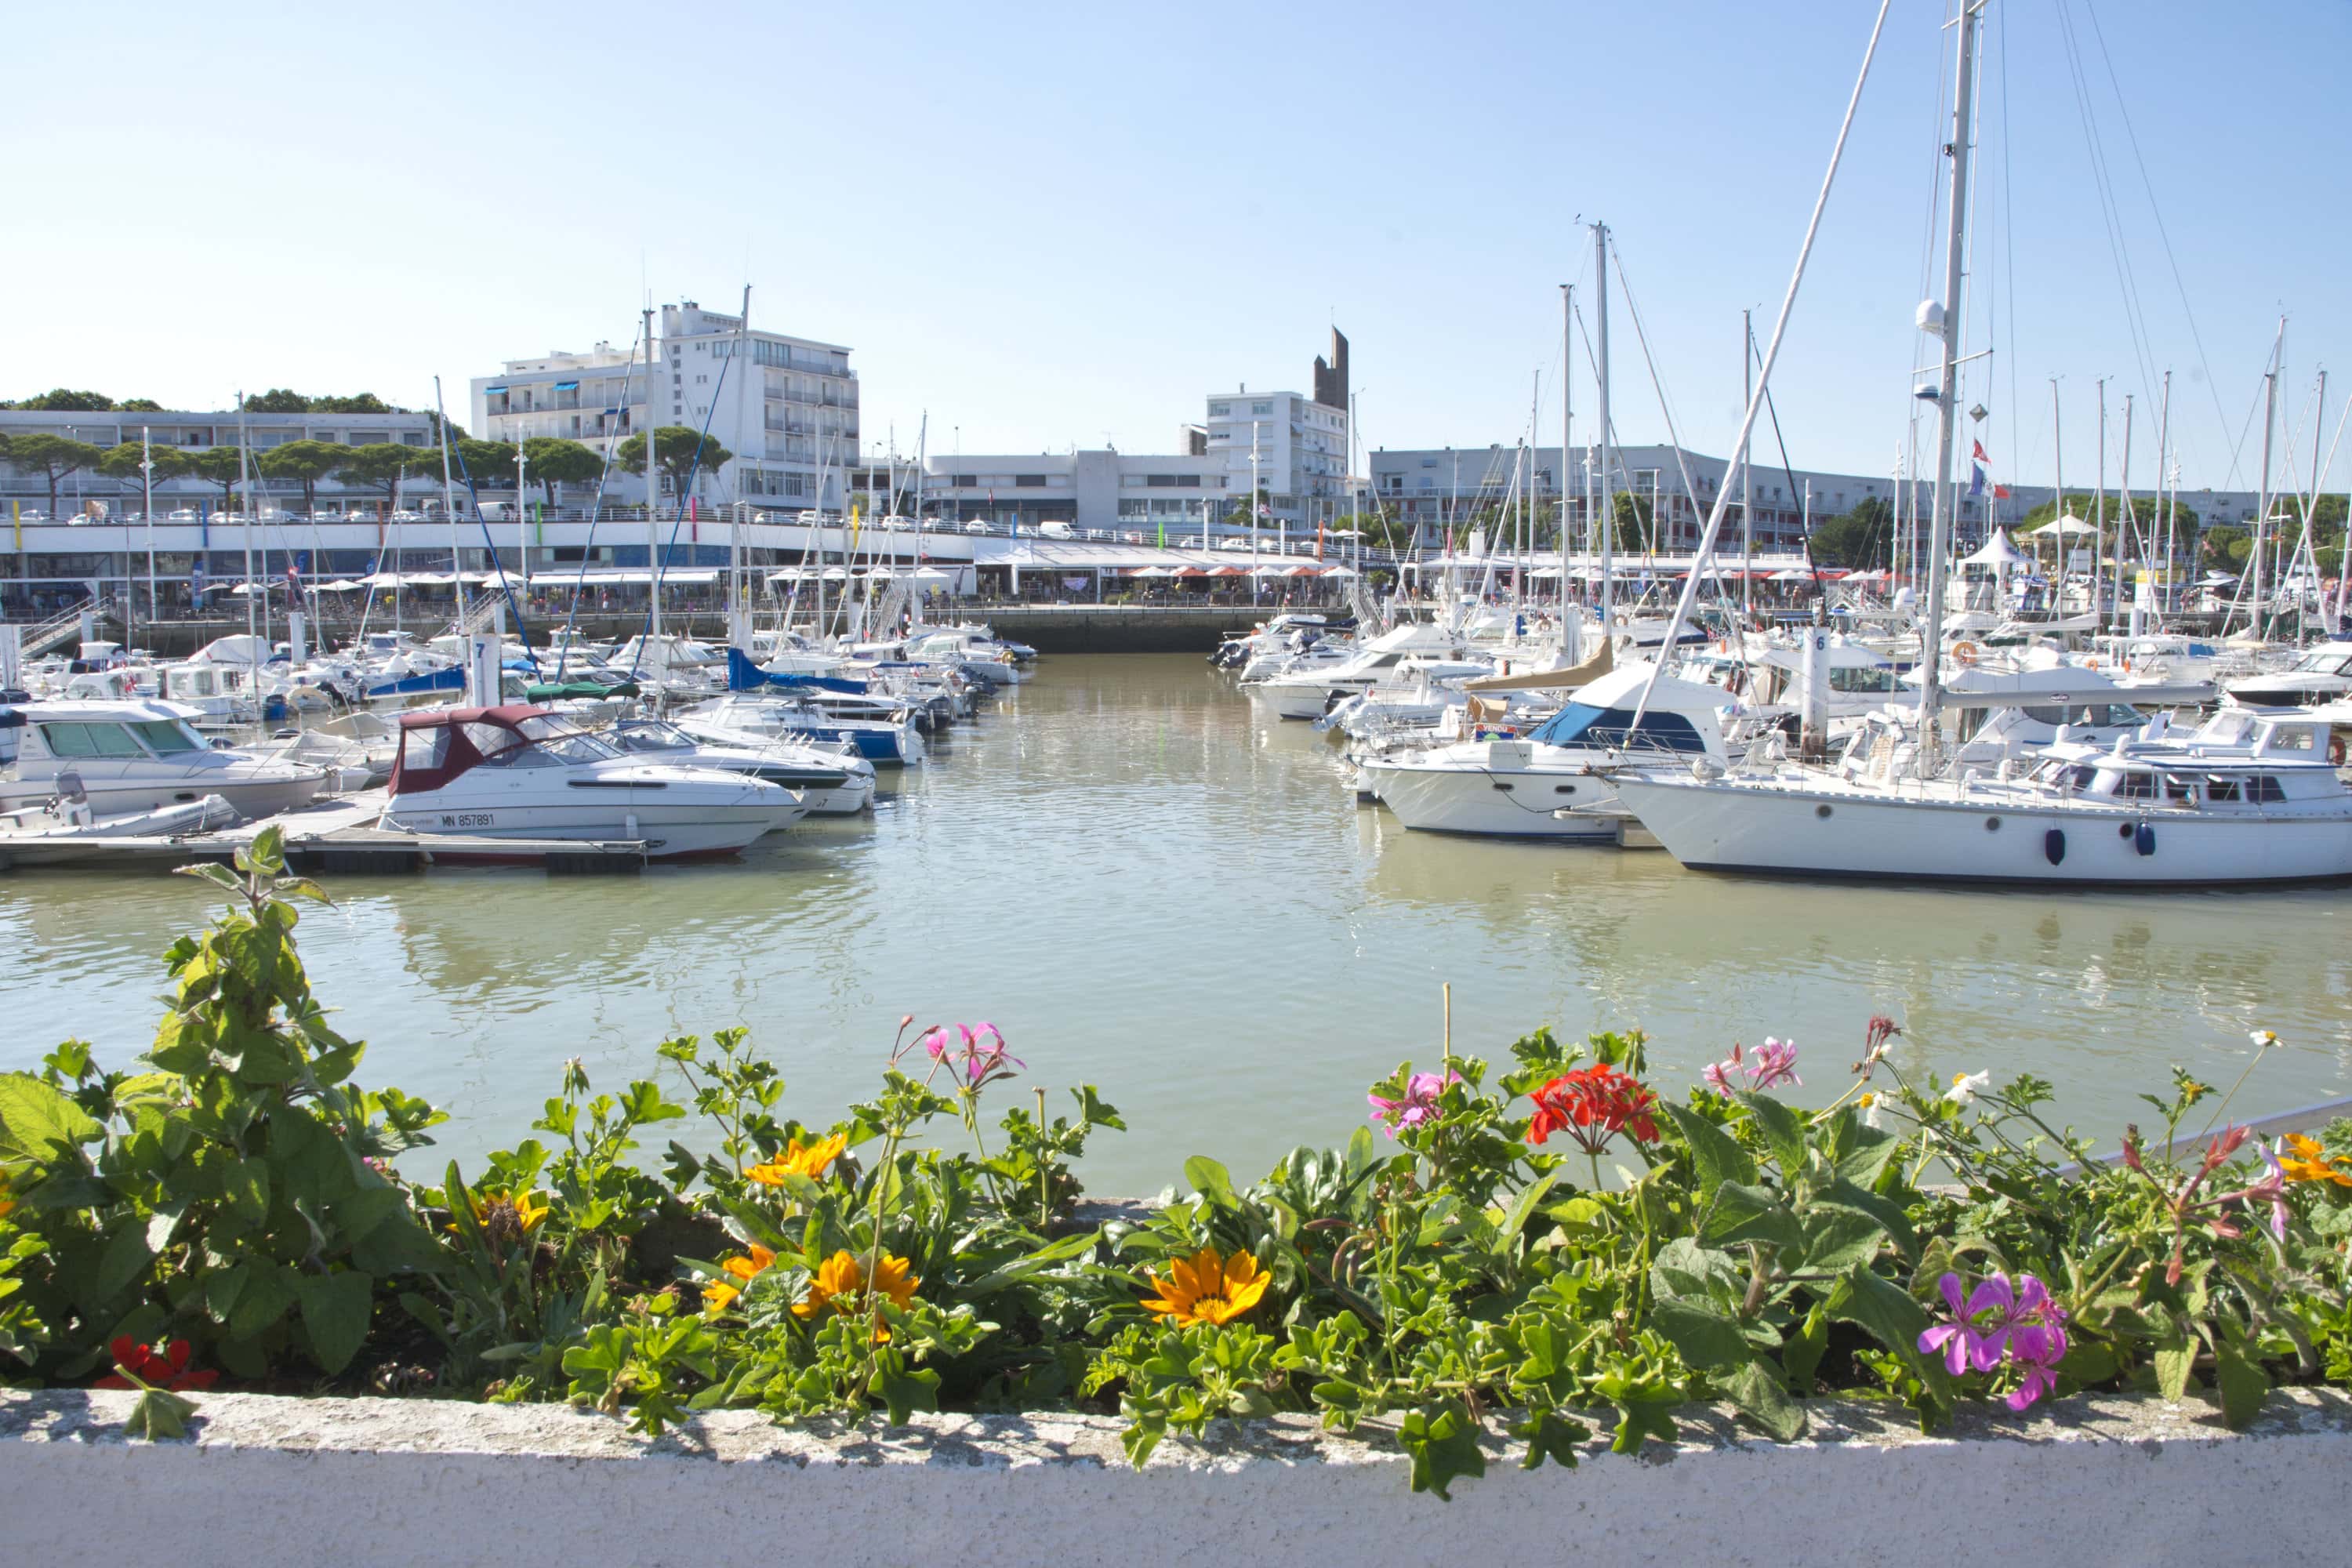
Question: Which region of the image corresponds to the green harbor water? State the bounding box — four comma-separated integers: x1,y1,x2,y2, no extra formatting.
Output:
5,652,2350,1192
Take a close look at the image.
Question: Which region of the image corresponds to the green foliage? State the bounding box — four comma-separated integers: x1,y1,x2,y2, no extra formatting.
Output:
2,434,107,515
615,426,735,497
4,388,117,411
455,439,516,488
242,389,311,415
0,828,446,1387
98,441,193,493
336,442,433,505
258,441,349,514
185,445,247,505
1814,494,1893,568
522,437,604,502
10,880,2352,1500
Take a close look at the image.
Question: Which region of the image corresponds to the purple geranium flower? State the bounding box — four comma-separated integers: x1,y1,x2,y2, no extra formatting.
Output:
1368,1069,1461,1138
1918,1269,2074,1411
1702,1037,1801,1094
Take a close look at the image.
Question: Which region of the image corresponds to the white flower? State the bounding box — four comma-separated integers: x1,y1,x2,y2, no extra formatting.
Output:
1945,1070,1991,1107
1860,1091,1891,1131
2250,1029,2281,1049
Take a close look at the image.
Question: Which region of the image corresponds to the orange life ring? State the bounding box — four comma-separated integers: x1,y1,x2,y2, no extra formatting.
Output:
1953,641,1980,666
2331,735,2347,767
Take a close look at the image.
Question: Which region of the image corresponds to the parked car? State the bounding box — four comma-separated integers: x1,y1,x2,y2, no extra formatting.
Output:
878,514,913,532
1038,521,1075,540
962,520,991,535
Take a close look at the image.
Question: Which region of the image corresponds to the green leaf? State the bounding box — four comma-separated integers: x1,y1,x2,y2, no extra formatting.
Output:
296,1269,374,1375
1796,1207,1889,1276
1650,1236,1743,1309
1730,1091,1808,1177
1653,1298,1751,1370
1497,1170,1562,1251
2210,1340,2269,1428
1833,1117,1905,1191
1722,1358,1807,1442
1661,1101,1757,1198
1182,1156,1240,1210
1511,1410,1590,1472
224,1160,271,1227
122,1387,198,1441
1827,1261,1932,1368
93,1220,156,1301
229,1261,297,1340
1783,1301,1829,1392
1700,1181,1806,1252
1397,1398,1486,1501
202,1263,251,1323
1606,1393,1681,1454
873,1350,942,1428
0,1072,103,1164
2153,1319,2195,1403
1813,1178,1916,1259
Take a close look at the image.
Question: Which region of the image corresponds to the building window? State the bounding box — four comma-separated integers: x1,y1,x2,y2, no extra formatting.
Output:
1250,401,1272,415
1014,474,1047,488
1209,403,1230,416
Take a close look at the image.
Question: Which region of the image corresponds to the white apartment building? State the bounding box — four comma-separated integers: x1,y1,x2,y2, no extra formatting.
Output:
1203,390,1349,529
471,299,858,511
906,450,1229,535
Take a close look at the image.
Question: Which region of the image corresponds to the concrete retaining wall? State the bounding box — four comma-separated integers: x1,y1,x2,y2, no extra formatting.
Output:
4,1386,2345,1566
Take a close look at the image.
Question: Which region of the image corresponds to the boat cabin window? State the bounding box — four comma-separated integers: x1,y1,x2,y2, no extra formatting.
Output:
1529,702,1708,754
130,719,205,754
2109,769,2158,800
38,721,148,758
461,721,525,760
2205,775,2241,802
2262,726,2318,754
401,727,452,771
2164,776,2195,804
2021,702,2144,728
1827,666,1897,693
2250,775,2287,804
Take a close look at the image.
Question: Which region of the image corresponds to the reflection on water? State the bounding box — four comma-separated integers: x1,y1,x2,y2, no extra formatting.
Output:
6,654,2350,1193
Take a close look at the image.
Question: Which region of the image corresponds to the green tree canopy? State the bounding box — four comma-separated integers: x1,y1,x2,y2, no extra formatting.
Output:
2016,492,2198,538
243,388,311,414
3,388,115,412
4,434,107,516
334,443,433,510
260,440,350,515
98,441,193,502
454,439,516,488
522,437,604,503
119,398,162,412
311,392,398,415
615,426,734,499
1812,494,1893,568
186,445,248,507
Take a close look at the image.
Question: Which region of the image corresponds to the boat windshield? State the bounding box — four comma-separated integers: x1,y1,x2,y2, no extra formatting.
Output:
131,718,206,754
607,722,689,753
1526,702,1708,753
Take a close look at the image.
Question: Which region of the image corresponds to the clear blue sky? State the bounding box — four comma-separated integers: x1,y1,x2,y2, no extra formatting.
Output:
10,1,2349,494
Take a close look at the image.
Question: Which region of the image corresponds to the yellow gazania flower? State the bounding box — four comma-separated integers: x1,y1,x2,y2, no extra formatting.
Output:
1140,1245,1272,1327
703,1244,777,1317
2280,1134,2352,1189
745,1132,848,1188
451,1189,550,1240
794,1250,920,1338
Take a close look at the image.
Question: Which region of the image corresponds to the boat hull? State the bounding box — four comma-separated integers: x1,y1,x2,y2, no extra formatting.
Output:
1361,758,1617,839
1610,773,2352,887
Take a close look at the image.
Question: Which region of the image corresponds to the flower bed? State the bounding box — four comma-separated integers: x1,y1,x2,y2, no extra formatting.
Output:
3,830,2351,1501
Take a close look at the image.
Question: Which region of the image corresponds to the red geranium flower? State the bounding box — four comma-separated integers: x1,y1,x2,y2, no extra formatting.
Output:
96,1336,220,1392
1528,1064,1661,1156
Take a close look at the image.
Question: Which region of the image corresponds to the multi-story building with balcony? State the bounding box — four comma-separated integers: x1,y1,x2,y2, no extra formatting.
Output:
471,299,858,511
1202,328,1352,533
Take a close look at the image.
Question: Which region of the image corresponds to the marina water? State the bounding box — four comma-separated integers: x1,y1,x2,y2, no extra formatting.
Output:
6,652,2349,1192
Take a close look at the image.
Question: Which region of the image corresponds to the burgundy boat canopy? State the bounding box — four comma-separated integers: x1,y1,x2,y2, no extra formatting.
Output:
389,704,557,795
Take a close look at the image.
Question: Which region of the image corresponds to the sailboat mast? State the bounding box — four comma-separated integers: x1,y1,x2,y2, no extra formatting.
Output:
1741,308,1754,622
1915,0,1983,748
644,303,662,645
1559,284,1573,619
2253,344,2278,637
237,393,257,643
1594,222,1613,635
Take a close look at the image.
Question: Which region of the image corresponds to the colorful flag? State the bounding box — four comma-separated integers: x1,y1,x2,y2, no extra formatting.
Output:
1994,484,2012,500
1969,464,1986,499
1971,438,1989,463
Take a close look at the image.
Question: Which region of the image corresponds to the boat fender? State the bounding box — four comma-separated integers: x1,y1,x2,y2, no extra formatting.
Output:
2330,735,2347,767
2135,822,2156,857
2044,828,2066,866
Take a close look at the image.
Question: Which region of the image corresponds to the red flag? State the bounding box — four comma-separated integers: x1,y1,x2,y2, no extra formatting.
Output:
1971,439,1988,463
1994,485,2012,499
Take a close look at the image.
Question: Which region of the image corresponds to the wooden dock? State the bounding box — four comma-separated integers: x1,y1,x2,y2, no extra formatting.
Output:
0,793,647,875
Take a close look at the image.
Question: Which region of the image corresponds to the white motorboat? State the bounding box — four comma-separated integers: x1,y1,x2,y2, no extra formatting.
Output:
1358,663,1738,840
600,717,864,817
1609,709,2352,887
0,700,328,818
2225,642,2352,708
666,717,877,815
1247,622,1486,721
0,786,242,869
379,705,804,859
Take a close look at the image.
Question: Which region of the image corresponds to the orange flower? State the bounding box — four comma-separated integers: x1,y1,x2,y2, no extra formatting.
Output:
746,1133,848,1187
2280,1134,2352,1189
0,1170,14,1222
794,1249,919,1339
703,1243,777,1316
1140,1245,1272,1327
